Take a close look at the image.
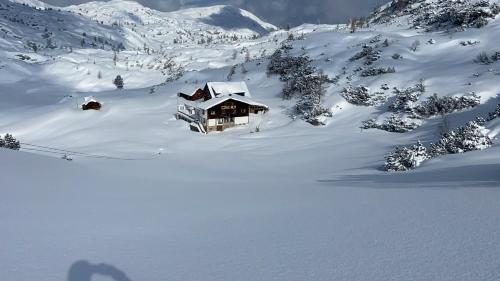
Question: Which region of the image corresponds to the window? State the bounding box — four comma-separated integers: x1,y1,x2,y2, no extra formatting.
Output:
211,111,216,115
221,104,237,110
218,118,224,124
241,108,246,113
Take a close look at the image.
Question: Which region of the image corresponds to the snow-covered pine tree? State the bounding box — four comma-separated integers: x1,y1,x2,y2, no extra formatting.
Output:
381,114,419,133
389,81,425,113
429,120,492,156
267,43,332,123
113,75,124,89
384,141,429,171
342,86,371,105
349,45,380,65
293,72,332,125
342,86,386,106
361,119,378,130
3,134,20,150
487,104,500,121
360,67,396,77
362,115,420,132
414,93,480,117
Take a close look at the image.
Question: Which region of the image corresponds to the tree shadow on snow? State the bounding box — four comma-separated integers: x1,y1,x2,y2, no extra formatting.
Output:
68,260,132,281
320,163,500,188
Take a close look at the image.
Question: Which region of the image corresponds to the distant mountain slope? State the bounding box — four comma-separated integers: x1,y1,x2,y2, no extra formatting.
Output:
172,5,277,35
7,0,52,9
66,0,277,36
1,0,126,52
370,0,500,30
1,0,278,59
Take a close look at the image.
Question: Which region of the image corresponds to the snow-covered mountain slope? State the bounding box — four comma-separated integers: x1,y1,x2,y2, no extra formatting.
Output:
68,1,276,34
0,1,126,52
172,5,277,35
2,0,276,54
66,0,276,38
1,0,500,280
7,0,52,9
370,0,500,30
0,0,279,90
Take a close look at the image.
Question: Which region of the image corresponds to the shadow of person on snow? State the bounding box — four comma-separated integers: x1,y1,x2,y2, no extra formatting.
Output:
68,260,132,281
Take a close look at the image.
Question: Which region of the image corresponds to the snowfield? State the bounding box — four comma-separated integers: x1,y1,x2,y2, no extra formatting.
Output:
1,0,500,280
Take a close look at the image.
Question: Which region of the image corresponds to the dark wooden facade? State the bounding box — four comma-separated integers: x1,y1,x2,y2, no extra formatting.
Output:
206,99,250,119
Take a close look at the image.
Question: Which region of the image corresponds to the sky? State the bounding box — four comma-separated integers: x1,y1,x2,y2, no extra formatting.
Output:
39,0,386,26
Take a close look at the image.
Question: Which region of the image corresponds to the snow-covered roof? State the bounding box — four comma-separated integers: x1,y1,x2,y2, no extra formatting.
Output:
206,82,251,99
81,96,99,105
184,95,268,110
181,88,202,97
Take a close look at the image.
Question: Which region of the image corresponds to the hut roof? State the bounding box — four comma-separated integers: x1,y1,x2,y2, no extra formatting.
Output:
81,96,99,106
205,82,251,99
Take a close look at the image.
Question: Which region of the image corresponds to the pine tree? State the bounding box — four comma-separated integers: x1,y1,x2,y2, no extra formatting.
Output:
384,147,407,171
429,121,492,156
113,75,124,89
487,104,500,121
385,141,429,171
3,134,20,150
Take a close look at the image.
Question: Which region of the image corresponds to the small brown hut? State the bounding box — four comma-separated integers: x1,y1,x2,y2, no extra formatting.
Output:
81,97,102,111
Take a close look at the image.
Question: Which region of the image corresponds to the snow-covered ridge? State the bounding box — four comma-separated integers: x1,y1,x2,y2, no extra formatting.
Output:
170,5,277,33
7,0,52,9
66,0,276,35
